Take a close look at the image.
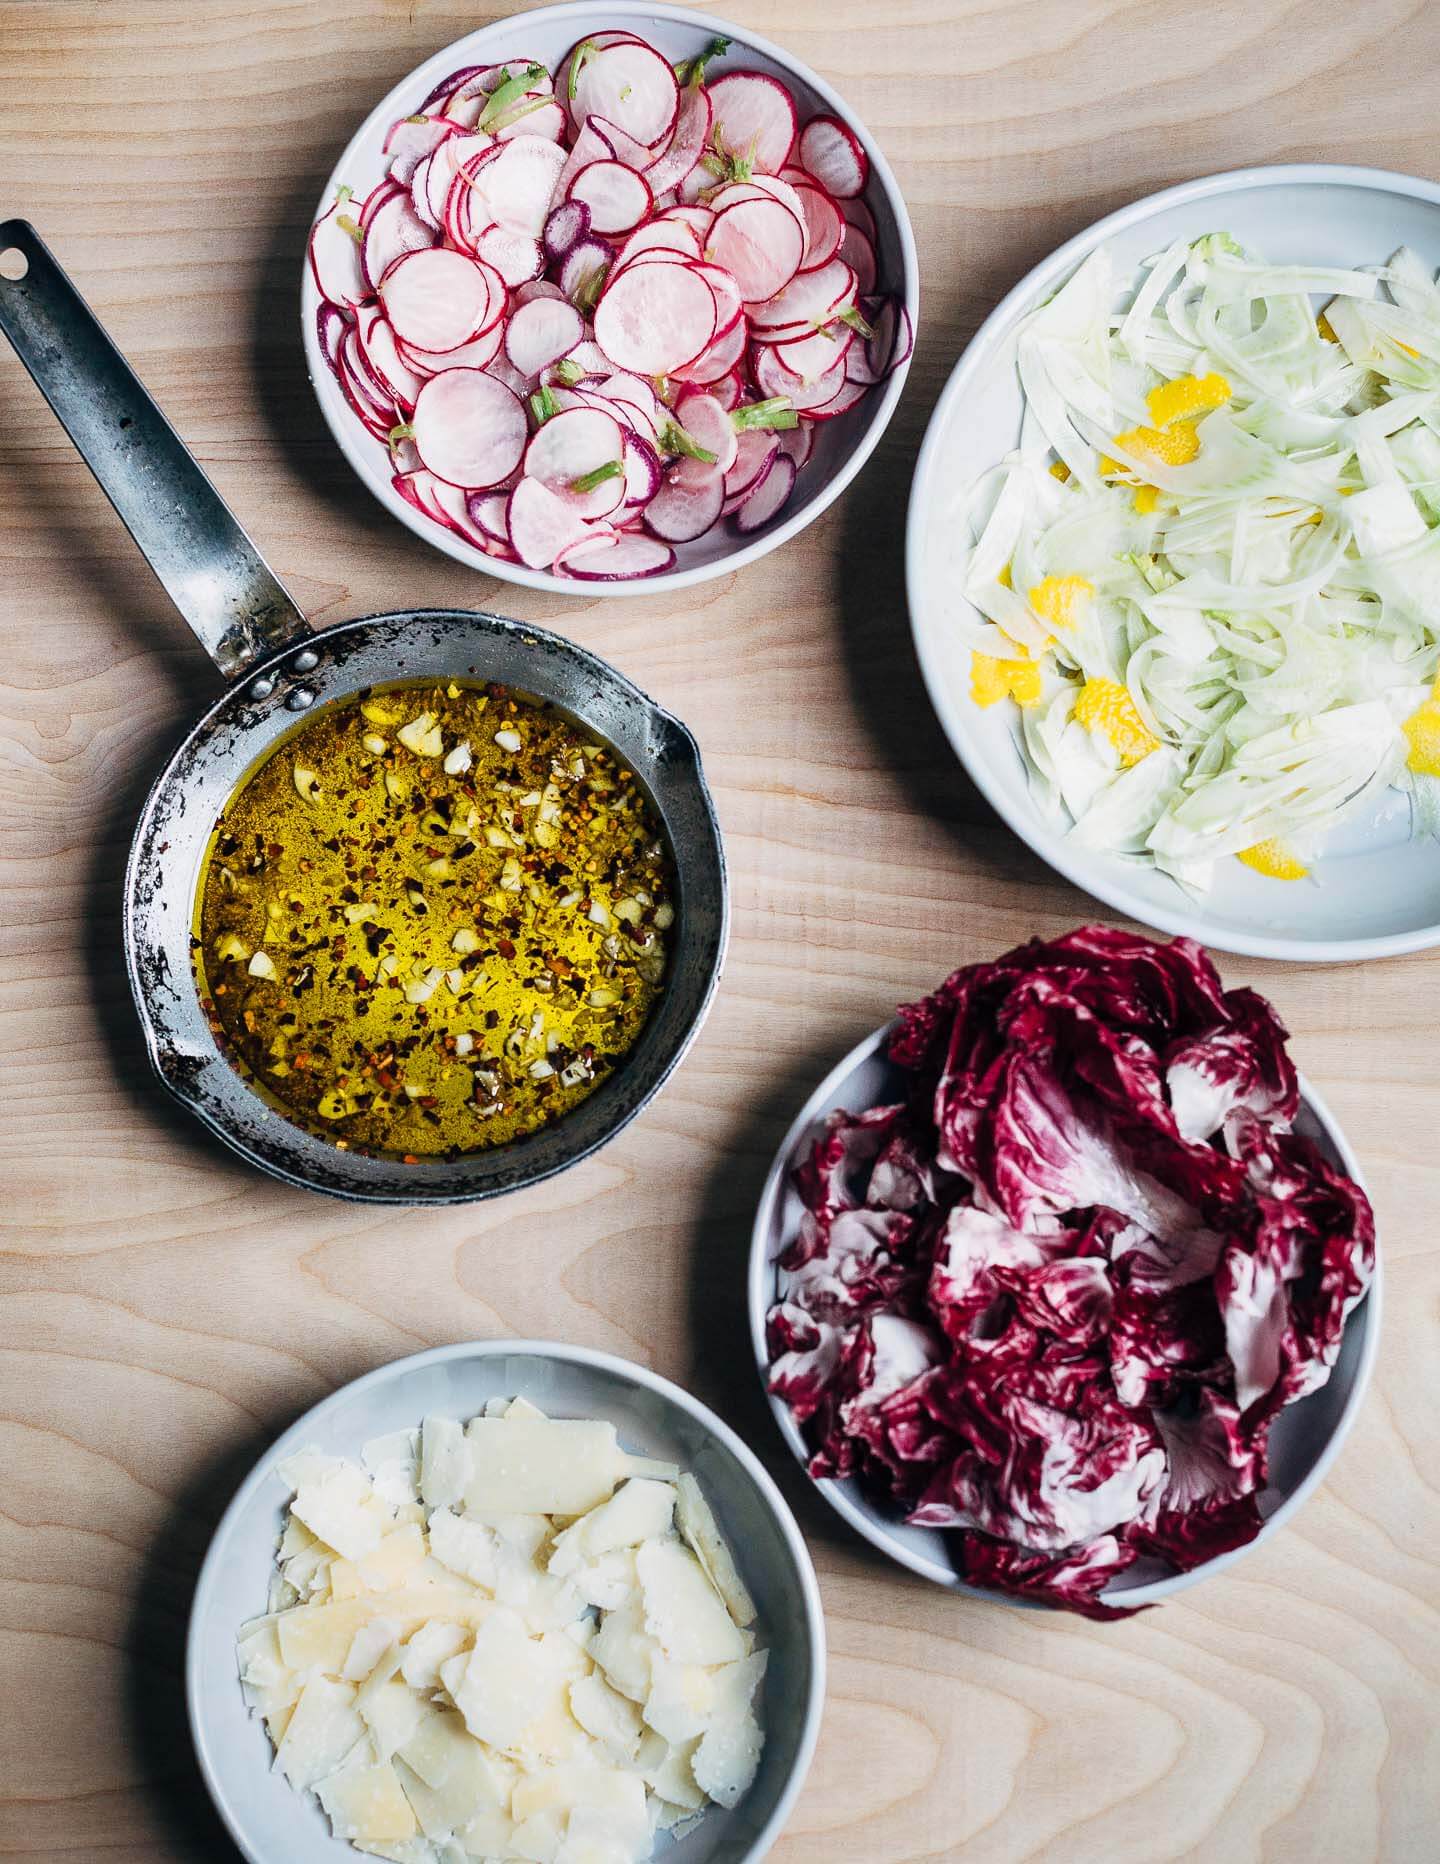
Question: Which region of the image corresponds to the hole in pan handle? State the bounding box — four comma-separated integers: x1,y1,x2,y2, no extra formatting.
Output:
0,218,309,678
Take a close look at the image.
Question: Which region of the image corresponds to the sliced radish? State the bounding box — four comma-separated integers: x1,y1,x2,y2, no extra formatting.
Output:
400,318,505,375
733,451,797,531
792,181,844,270
690,262,743,337
508,474,594,567
799,374,871,421
556,531,676,579
316,301,349,376
474,223,545,288
469,135,567,237
645,83,713,197
504,295,585,378
558,236,614,303
422,131,495,228
670,312,746,385
362,189,435,291
420,63,490,113
570,41,679,149
356,303,424,407
584,113,657,173
496,99,567,144
723,431,779,504
485,354,533,399
586,371,662,438
593,260,717,373
772,321,854,384
670,391,738,473
704,197,805,303
777,422,815,470
309,196,367,307
385,115,458,187
838,219,877,296
708,369,743,412
470,490,512,541
543,197,591,260
380,247,502,351
798,114,868,199
661,203,714,239
338,327,395,427
644,456,724,542
568,159,653,235
753,341,849,409
525,403,626,504
881,301,913,374
428,475,498,550
840,193,877,242
622,432,662,505
411,367,528,487
613,219,702,268
750,258,856,337
554,120,615,200
707,71,798,175
358,178,401,229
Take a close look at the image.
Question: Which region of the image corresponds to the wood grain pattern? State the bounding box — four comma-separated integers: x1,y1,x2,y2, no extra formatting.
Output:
2,2,1438,1858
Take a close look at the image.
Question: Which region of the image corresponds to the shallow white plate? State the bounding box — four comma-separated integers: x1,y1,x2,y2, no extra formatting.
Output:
907,164,1440,961
188,1340,825,1862
747,1023,1380,1610
301,0,918,597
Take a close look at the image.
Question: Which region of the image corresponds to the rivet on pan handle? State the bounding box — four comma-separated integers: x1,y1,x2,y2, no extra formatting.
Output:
0,219,309,678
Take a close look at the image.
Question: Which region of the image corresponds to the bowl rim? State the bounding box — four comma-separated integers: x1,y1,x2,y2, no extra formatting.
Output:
300,0,919,598
905,161,1440,963
746,1017,1382,1610
186,1337,828,1863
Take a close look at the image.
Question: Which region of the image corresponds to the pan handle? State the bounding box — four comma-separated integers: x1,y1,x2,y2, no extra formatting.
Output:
0,220,309,678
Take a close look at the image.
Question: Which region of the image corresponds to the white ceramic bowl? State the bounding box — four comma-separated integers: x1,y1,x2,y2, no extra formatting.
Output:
747,1022,1381,1611
301,1,918,596
907,164,1440,961
188,1340,825,1862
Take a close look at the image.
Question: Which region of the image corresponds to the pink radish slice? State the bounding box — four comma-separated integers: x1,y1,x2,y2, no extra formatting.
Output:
707,71,798,176
677,165,710,207
568,159,653,235
410,152,441,230
723,431,779,503
593,260,716,373
585,371,661,437
708,369,743,412
507,475,594,568
338,345,396,439
356,304,424,407
400,317,504,375
558,237,614,302
798,114,868,199
661,204,713,238
840,194,877,242
670,312,746,385
362,190,435,291
882,301,913,374
670,391,738,474
524,405,627,517
504,295,584,377
613,218,701,269
771,322,854,383
644,82,712,196
381,247,501,351
861,296,899,377
753,342,849,409
749,257,856,335
423,131,495,227
513,277,568,305
644,456,724,542
485,354,532,398
316,302,349,375
474,223,545,287
622,432,662,505
470,491,512,541
554,29,646,110
543,197,591,260
411,367,527,487
584,113,657,173
358,178,401,229
690,262,743,337
420,63,490,113
385,115,459,187
541,338,607,385
429,476,497,550
798,374,870,420
554,121,614,200
570,42,679,150
777,422,815,470
733,451,797,531
394,468,446,524
792,182,844,270
556,531,676,579
838,220,877,296
497,99,567,144
443,150,497,251
309,198,367,308
704,197,804,303
470,135,567,237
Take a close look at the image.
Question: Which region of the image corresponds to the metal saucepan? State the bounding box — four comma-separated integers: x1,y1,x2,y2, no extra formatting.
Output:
0,219,727,1203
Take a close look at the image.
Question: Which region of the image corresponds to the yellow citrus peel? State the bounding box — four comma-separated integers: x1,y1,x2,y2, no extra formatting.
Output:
1073,678,1160,766
1028,573,1093,630
1145,371,1232,428
971,652,1043,709
1237,840,1309,880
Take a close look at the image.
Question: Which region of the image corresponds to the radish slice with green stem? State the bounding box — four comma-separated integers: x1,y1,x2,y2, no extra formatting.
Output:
668,391,738,473
798,114,869,199
706,70,798,176
569,41,679,149
410,367,528,487
309,194,367,307
524,405,627,517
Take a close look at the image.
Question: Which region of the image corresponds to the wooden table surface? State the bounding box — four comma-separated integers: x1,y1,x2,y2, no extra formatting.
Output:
3,1,1439,1858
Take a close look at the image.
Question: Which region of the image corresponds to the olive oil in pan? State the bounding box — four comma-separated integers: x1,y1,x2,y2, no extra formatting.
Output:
194,680,674,1159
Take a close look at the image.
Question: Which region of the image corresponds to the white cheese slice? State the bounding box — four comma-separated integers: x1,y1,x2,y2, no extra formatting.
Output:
510,1809,565,1863
331,1523,428,1599
343,1617,401,1682
622,1455,681,1482
587,1597,658,1705
548,1480,676,1578
643,1650,716,1744
635,1727,704,1811
399,1618,469,1691
277,1589,488,1672
419,1415,470,1510
634,1537,745,1666
363,1428,421,1507
359,1679,431,1763
458,1806,516,1856
569,1672,643,1763
554,1832,633,1864
513,1764,649,1856
291,1460,393,1562
426,1508,498,1588
439,1606,568,1750
505,1395,548,1420
690,1650,768,1810
317,1753,419,1846
572,1549,639,1613
275,1674,365,1792
674,1475,756,1628
463,1419,626,1521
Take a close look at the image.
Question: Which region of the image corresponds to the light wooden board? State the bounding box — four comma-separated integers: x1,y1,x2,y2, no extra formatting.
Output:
1,1,1438,1858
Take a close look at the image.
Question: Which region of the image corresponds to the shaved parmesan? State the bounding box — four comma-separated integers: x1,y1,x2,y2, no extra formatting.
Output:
464,1418,627,1520
420,1415,470,1511
635,1538,746,1666
569,1672,643,1763
675,1474,756,1627
399,1618,469,1691
317,1753,419,1846
290,1459,394,1561
276,1674,365,1792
